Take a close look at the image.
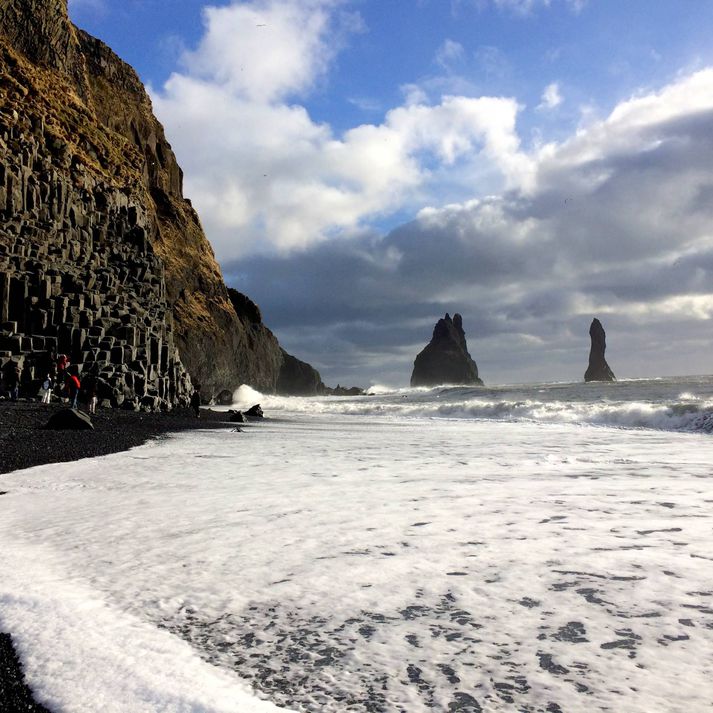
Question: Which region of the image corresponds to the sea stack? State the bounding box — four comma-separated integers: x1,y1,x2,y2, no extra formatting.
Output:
584,318,616,382
410,313,483,387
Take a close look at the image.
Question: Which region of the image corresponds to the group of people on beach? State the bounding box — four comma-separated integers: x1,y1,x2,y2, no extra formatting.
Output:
2,352,97,413
3,351,203,416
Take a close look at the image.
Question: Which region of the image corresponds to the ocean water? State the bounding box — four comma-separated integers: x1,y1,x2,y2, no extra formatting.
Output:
1,376,713,712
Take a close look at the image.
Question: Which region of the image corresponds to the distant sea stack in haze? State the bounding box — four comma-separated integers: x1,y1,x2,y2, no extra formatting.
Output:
584,318,616,382
0,0,323,407
411,313,483,387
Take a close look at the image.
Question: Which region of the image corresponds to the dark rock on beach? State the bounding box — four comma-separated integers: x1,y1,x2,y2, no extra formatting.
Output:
411,313,483,387
325,384,364,396
245,404,264,419
584,318,616,382
0,400,233,475
45,407,93,430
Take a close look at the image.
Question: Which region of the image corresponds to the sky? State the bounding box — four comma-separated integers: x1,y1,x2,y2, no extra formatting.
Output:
68,0,713,387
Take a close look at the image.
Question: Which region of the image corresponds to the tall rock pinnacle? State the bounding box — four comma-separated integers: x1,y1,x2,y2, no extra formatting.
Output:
410,313,483,387
584,318,616,382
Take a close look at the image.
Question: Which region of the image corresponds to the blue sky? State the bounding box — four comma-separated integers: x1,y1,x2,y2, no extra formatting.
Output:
68,1,713,386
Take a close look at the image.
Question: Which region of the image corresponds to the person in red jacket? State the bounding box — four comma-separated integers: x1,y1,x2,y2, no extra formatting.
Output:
65,373,81,409
56,354,69,376
56,354,69,398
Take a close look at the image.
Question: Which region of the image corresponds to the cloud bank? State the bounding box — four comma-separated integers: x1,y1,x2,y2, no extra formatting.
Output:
230,70,713,385
152,0,531,258
152,1,713,386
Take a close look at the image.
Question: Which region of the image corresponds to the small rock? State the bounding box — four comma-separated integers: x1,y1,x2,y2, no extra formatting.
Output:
245,404,264,419
45,408,94,430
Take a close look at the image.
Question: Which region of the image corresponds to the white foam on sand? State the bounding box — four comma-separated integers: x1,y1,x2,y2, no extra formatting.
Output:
0,541,290,713
1,399,713,711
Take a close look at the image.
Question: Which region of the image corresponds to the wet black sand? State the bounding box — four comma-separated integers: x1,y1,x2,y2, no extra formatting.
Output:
0,634,51,713
0,399,234,475
0,398,236,711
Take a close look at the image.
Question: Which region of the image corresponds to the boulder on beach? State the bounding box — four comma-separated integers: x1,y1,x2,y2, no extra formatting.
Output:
411,313,483,387
229,410,245,423
245,404,264,419
584,318,616,382
45,408,94,431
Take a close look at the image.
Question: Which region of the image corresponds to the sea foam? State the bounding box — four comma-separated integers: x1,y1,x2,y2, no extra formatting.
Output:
1,389,713,711
251,376,713,434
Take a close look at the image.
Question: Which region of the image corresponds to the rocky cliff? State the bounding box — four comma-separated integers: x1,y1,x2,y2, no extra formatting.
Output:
411,313,483,387
584,318,615,382
277,349,326,396
0,0,318,405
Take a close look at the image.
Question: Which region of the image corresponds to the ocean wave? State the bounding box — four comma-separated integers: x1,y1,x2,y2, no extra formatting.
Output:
263,396,713,435
221,378,713,435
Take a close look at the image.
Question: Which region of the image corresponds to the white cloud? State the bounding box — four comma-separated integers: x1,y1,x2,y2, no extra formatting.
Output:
475,45,511,79
538,81,562,110
435,39,466,71
228,68,713,384
347,96,382,113
493,0,549,14
567,0,588,12
153,0,531,259
149,1,713,383
180,0,340,103
453,0,587,16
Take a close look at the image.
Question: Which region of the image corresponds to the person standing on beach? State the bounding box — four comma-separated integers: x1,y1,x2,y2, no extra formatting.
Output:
41,374,53,403
87,378,97,414
55,354,69,400
65,373,81,409
190,385,201,418
8,365,21,401
56,353,68,381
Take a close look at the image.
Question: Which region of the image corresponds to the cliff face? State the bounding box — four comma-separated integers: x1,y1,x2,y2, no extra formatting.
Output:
277,349,326,396
411,313,483,387
584,318,615,382
0,0,309,403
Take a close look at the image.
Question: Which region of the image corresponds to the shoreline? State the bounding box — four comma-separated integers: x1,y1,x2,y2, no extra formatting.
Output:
0,400,235,476
0,399,237,712
0,633,51,713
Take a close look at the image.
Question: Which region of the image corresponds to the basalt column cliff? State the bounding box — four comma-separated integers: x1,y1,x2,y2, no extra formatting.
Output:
0,0,316,406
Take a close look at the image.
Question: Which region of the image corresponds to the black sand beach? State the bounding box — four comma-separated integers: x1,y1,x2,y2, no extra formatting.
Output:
0,634,51,713
0,400,234,475
0,399,236,711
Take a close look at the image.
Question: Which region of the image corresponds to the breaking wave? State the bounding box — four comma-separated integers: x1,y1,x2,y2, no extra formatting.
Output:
247,376,713,435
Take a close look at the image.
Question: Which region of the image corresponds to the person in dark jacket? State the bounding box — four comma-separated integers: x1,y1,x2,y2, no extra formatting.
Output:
8,365,21,401
86,377,98,414
190,385,201,418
